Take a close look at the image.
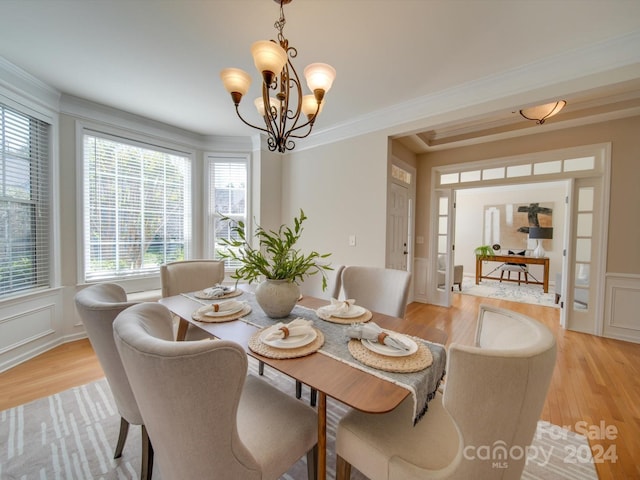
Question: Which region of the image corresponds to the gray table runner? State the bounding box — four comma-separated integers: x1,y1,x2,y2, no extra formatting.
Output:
183,291,446,424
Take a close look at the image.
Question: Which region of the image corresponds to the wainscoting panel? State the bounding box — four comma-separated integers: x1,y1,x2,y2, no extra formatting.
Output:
603,273,640,344
413,257,429,303
0,289,67,372
0,304,55,355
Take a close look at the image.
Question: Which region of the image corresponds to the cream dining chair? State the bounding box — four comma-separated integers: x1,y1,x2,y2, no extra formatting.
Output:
341,266,412,318
335,304,557,480
113,302,319,480
298,265,345,300
74,283,153,480
160,259,225,339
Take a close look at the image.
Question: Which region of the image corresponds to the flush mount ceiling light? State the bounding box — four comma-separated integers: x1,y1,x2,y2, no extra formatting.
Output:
220,0,336,153
519,100,567,124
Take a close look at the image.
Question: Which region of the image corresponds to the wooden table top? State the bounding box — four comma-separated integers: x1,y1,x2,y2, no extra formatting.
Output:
159,292,448,415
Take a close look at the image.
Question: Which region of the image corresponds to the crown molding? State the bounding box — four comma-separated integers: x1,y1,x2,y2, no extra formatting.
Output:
299,29,640,152
61,93,254,152
0,56,60,115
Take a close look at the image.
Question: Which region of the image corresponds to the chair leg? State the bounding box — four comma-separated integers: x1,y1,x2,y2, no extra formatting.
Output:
140,425,154,480
306,444,318,480
310,388,317,407
114,417,130,458
296,380,302,399
500,270,504,282
517,271,521,286
336,454,352,480
524,272,529,284
258,360,264,375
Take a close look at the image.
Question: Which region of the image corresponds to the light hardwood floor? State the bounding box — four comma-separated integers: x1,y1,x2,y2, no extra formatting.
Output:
1,293,638,479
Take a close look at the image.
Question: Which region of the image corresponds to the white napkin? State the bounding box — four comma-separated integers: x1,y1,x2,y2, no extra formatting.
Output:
205,299,243,316
321,298,356,316
263,318,315,342
346,322,411,352
200,284,230,299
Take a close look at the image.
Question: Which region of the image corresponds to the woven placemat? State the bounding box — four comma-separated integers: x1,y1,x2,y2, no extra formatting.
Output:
316,309,372,324
248,327,325,359
192,303,251,323
347,338,433,373
194,289,243,300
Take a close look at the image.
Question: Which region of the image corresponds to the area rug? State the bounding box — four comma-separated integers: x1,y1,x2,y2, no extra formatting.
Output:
459,276,559,308
1,359,596,479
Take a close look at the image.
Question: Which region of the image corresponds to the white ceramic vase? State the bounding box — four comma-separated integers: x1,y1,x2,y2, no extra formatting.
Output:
255,279,300,319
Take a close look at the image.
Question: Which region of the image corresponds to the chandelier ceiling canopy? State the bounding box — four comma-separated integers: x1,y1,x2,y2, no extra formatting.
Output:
220,0,336,153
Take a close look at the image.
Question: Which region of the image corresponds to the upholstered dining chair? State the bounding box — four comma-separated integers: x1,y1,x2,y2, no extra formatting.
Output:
74,283,153,480
113,302,319,480
341,266,412,318
335,304,557,480
160,259,225,339
298,264,345,300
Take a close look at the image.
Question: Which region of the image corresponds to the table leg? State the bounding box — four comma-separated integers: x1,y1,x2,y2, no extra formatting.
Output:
176,317,189,341
543,259,550,293
318,391,326,480
475,256,482,285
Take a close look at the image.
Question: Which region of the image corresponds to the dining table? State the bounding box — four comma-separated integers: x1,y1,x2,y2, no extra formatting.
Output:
159,287,447,480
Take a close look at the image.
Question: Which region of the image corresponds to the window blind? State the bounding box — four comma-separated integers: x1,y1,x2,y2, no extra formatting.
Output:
83,133,191,281
0,104,50,297
208,156,248,269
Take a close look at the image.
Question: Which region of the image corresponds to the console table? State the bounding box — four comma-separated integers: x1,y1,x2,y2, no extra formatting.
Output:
475,254,550,293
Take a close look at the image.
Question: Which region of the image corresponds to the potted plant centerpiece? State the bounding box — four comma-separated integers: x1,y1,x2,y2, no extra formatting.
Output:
217,209,332,318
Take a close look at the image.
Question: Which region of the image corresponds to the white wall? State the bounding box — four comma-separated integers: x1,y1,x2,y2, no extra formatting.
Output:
455,182,567,284
282,133,389,269
0,76,260,371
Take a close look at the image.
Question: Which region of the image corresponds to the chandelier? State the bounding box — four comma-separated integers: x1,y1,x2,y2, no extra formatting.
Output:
220,0,336,153
519,100,566,124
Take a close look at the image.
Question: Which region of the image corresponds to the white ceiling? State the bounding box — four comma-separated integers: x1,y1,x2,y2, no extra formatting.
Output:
2,0,640,151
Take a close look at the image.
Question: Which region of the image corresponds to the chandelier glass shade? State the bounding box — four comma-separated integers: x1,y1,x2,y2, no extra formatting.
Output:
519,100,566,124
220,0,336,153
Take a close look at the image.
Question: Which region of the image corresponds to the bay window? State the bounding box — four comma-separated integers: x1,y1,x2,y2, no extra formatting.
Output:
83,132,192,281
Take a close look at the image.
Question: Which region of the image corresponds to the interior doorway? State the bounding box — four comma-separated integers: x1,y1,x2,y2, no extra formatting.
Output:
453,181,566,308
427,143,610,335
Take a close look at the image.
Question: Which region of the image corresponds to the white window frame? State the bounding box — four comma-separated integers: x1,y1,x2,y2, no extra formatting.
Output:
204,152,251,273
0,100,53,299
77,122,194,291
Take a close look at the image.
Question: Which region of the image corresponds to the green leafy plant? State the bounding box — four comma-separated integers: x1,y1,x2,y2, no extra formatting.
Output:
474,245,495,257
217,209,332,290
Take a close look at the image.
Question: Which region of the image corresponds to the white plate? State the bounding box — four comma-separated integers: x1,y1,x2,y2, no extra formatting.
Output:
194,287,232,299
319,304,366,319
362,332,418,357
202,301,245,317
260,330,317,349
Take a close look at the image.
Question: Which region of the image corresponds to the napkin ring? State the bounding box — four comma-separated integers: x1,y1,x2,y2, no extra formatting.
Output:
280,326,290,339
377,332,389,344
213,303,220,312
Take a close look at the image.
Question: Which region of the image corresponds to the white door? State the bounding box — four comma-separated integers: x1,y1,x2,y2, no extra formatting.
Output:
387,182,409,270
430,189,455,307
564,177,603,334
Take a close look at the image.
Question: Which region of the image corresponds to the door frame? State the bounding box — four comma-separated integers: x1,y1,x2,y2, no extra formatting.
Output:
427,143,610,335
386,157,416,298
